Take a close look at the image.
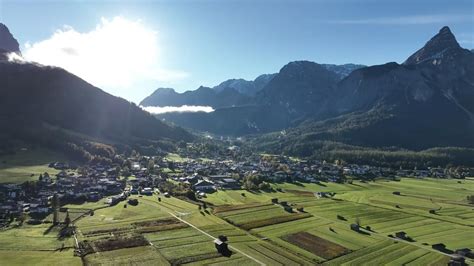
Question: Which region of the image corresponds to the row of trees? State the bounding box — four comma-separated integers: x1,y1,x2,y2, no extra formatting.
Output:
242,174,272,191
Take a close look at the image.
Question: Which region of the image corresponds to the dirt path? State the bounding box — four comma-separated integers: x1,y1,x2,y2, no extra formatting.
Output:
167,211,266,266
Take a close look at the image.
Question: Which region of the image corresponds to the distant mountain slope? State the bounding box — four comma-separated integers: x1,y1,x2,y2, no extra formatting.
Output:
140,86,251,108
159,105,292,135
152,62,368,135
321,63,365,80
259,26,474,150
149,26,473,151
140,63,361,110
139,73,278,108
155,61,354,135
256,61,340,120
213,74,276,96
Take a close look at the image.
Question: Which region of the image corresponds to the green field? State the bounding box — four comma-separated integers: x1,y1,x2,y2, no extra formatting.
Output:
1,177,473,265
164,153,188,163
0,148,64,183
208,178,474,264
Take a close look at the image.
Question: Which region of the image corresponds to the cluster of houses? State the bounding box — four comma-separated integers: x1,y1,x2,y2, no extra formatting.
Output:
0,162,127,225
1,149,472,226
165,153,473,190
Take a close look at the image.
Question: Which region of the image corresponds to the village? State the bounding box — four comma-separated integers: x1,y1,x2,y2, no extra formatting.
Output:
1,144,472,228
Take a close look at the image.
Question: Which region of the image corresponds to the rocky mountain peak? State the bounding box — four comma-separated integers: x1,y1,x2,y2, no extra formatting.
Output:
404,26,461,65
0,23,21,54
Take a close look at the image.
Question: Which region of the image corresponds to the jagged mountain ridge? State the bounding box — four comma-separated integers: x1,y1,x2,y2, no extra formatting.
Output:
0,23,20,54
140,64,363,109
156,26,474,150
140,73,277,108
213,74,277,96
140,85,252,109
267,26,474,149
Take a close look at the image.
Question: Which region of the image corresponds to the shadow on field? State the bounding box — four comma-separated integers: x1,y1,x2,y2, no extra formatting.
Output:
43,224,56,235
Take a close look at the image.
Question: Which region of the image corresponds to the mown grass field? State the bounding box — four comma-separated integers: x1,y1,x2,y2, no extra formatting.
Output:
207,178,474,265
0,148,63,183
1,177,473,265
0,223,81,265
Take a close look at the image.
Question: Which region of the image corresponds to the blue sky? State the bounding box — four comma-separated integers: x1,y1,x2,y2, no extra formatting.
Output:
1,0,473,103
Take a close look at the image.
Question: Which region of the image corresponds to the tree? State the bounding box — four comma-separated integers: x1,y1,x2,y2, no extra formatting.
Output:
64,211,71,225
467,195,474,204
185,190,197,201
122,166,131,177
168,161,175,172
355,217,361,226
17,213,27,226
147,160,155,173
258,182,271,191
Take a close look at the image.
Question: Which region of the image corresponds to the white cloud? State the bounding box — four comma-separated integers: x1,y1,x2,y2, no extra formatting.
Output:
23,16,188,92
141,105,215,114
328,14,473,25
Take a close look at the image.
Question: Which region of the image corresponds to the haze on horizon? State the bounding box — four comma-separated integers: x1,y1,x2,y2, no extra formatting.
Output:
0,0,473,103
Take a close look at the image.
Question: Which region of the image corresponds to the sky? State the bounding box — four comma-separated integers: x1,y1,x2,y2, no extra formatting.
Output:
0,0,473,103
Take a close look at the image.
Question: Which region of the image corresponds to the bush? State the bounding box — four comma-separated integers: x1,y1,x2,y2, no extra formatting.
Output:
128,199,139,206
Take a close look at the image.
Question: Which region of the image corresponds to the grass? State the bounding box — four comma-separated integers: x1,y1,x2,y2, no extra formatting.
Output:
0,224,75,251
76,195,171,231
0,223,80,265
164,153,187,163
209,178,472,264
0,250,81,266
3,177,471,265
0,148,65,183
84,246,169,265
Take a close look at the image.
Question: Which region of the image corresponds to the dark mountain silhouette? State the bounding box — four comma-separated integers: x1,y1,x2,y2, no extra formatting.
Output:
0,24,192,149
0,23,20,54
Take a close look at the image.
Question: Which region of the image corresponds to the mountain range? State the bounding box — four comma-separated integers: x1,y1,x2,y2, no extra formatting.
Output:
2,22,473,156
140,64,364,109
149,26,474,150
0,23,193,155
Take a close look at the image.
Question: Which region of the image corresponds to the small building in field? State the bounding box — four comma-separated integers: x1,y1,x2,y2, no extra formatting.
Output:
193,180,215,192
432,243,447,251
350,223,360,232
217,178,241,190
395,231,407,239
214,235,230,256
455,248,473,258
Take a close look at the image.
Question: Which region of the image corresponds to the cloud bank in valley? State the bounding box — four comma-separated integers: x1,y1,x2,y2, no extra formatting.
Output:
22,17,188,96
141,105,215,114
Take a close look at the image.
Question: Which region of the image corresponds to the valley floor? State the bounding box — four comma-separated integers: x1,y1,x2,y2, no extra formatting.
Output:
1,178,473,265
